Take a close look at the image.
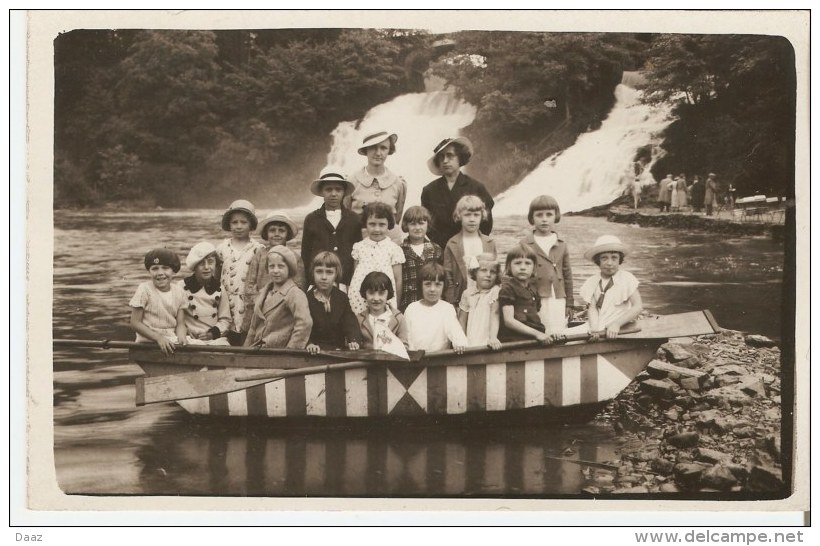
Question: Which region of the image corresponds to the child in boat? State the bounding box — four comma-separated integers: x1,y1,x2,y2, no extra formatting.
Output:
347,202,405,316
301,168,362,291
404,262,468,354
457,253,502,349
241,210,305,334
572,235,643,340
129,248,187,355
356,271,408,350
498,245,555,344
398,205,443,312
518,195,574,334
182,242,231,346
244,245,313,349
443,194,497,306
305,251,362,355
216,199,265,345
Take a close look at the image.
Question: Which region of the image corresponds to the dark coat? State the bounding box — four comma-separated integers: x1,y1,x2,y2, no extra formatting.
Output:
301,205,362,287
420,172,495,250
306,286,362,350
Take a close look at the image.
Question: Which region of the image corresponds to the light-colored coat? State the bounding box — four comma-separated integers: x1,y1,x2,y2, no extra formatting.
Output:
443,231,497,305
244,278,312,349
519,231,573,307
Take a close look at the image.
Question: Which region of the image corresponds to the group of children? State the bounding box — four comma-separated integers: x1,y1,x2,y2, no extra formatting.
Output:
130,170,643,356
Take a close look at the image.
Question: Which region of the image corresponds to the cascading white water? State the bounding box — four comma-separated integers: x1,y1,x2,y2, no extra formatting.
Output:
492,84,674,215
293,91,476,213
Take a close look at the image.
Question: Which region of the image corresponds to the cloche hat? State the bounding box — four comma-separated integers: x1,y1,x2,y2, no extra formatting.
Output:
221,199,258,231
144,248,181,273
357,131,398,156
310,168,355,197
185,242,217,271
583,235,629,262
427,136,474,176
267,245,298,277
258,210,298,241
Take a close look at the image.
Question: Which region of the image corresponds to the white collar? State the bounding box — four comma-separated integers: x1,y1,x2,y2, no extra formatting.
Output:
354,167,398,189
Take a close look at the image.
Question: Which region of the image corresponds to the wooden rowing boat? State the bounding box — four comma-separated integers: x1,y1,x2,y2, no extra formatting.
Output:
113,310,721,425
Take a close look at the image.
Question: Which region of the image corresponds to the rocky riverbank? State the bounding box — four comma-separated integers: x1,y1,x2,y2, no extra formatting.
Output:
585,329,785,496
606,207,786,239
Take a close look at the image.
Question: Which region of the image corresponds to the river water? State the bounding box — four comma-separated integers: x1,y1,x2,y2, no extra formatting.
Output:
52,210,785,496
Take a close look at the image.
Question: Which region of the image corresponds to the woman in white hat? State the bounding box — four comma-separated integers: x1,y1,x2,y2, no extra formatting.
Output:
574,235,643,340
420,136,495,250
181,242,231,345
344,131,407,232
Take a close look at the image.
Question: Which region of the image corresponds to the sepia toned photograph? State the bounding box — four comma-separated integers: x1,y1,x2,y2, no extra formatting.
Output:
21,9,808,521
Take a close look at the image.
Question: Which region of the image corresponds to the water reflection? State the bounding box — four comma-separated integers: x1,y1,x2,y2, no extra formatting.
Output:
132,413,615,496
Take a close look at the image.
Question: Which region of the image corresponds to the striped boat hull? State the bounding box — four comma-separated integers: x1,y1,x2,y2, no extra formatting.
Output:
135,340,658,422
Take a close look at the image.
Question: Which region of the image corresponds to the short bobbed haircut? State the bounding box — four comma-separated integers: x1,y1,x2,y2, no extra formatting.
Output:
400,205,433,233
453,194,487,223
434,141,471,168
468,253,501,283
361,202,396,230
528,195,561,224
592,251,625,265
310,251,343,282
360,271,395,301
504,245,537,277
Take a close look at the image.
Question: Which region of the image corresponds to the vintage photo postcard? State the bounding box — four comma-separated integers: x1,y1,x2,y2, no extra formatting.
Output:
16,9,810,526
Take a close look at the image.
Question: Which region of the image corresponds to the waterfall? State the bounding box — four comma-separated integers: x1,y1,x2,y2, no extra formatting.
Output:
493,84,674,216
317,91,477,212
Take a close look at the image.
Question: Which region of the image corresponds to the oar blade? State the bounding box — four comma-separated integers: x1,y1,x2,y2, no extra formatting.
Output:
136,369,278,405
621,310,721,340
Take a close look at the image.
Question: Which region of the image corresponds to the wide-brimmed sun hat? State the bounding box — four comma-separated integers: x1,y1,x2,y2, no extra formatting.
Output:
258,210,298,241
144,247,181,273
310,168,355,197
357,131,398,155
221,199,258,231
427,136,474,176
583,235,629,262
185,242,217,271
267,245,298,277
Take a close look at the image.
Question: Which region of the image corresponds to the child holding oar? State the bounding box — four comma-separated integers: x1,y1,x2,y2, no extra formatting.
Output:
129,248,187,355
181,242,231,346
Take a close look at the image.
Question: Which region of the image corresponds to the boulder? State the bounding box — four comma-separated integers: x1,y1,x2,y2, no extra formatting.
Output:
746,465,785,492
661,343,695,363
696,448,732,465
668,431,700,448
711,364,748,376
613,485,650,494
659,483,680,493
739,377,767,398
651,457,675,475
640,378,680,399
674,463,709,487
745,334,777,348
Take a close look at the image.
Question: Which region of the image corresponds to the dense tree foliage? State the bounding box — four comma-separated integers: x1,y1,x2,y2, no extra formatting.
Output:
640,34,795,198
54,29,427,207
427,32,648,195
54,29,795,208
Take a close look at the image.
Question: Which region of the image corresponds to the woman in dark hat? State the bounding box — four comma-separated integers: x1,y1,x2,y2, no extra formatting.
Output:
420,136,494,250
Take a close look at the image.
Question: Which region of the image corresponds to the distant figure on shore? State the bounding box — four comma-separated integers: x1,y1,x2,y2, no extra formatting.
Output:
421,136,494,250
705,173,719,216
658,174,673,212
673,173,688,212
631,177,642,210
689,175,705,213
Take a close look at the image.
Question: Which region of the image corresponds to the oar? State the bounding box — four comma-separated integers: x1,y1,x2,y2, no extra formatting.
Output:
136,327,640,405
53,338,419,363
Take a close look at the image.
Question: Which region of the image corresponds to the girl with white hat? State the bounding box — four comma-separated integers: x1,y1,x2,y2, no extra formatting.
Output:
574,235,643,340
182,242,231,345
